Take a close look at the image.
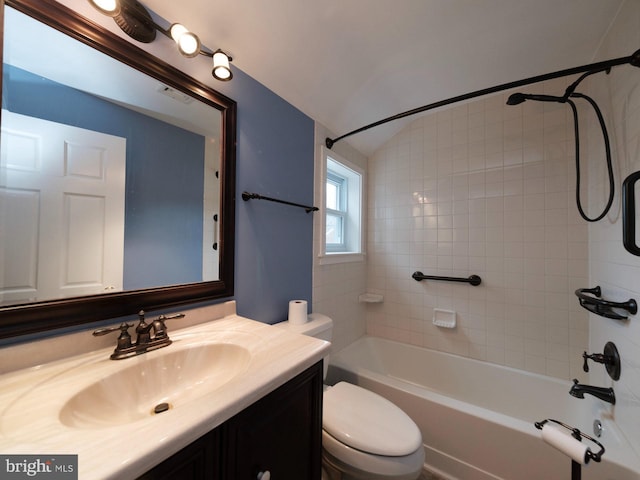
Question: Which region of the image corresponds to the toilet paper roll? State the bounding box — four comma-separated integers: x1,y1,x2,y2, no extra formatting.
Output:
288,300,308,325
541,424,590,464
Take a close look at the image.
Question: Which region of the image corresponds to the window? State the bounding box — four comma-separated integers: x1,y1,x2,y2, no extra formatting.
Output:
325,169,346,251
320,148,364,261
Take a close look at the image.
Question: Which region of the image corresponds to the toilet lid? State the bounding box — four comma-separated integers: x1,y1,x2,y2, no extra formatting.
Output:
323,382,422,456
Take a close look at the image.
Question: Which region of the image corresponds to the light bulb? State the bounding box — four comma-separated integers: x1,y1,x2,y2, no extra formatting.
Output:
169,24,200,57
169,24,188,42
178,32,200,57
212,51,232,81
89,0,120,16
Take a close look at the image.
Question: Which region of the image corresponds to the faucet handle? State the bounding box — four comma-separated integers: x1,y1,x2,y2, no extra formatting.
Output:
152,313,185,339
93,323,134,351
582,351,605,372
582,341,621,380
158,313,186,321
93,322,133,337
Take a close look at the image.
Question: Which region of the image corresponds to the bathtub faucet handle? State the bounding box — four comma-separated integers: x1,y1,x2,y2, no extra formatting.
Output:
582,351,606,372
581,342,621,380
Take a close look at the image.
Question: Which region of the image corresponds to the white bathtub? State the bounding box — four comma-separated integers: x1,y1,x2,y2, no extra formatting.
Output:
326,336,640,480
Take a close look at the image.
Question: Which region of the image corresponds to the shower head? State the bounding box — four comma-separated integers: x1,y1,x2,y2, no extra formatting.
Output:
506,92,566,106
506,93,527,105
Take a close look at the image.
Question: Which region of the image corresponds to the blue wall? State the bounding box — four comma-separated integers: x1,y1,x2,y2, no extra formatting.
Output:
3,66,205,289
214,70,316,324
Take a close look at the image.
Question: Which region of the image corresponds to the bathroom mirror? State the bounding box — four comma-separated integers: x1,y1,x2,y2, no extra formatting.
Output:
0,0,236,338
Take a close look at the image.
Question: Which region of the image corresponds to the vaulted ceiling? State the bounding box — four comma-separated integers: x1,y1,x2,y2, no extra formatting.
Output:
144,0,625,156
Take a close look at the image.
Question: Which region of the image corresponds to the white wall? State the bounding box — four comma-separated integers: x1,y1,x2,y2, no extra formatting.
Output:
365,80,590,380
313,123,368,353
587,0,640,460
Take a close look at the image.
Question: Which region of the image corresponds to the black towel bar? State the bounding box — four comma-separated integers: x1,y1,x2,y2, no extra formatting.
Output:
242,191,318,213
412,271,482,286
575,286,637,320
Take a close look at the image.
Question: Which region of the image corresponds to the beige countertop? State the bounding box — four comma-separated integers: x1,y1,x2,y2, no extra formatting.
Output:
0,308,329,479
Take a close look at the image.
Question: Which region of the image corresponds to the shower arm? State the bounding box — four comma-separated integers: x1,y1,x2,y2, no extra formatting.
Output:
325,49,640,149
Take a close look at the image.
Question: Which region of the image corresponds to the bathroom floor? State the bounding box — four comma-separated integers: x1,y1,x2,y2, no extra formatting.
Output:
420,470,446,480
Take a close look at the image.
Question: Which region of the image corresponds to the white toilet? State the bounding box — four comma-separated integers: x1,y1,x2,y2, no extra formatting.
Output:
276,314,425,480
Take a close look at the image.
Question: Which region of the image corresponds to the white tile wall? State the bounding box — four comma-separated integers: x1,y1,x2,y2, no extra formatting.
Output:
366,81,590,380
312,123,368,354
314,2,640,464
586,0,640,461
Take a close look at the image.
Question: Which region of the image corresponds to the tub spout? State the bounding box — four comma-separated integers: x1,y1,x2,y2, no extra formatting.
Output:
570,379,616,405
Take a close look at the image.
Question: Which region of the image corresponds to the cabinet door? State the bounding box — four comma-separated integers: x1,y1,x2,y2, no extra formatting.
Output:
137,429,220,480
223,361,323,480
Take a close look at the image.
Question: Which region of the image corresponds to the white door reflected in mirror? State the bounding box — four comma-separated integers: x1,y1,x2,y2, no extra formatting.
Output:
1,111,125,305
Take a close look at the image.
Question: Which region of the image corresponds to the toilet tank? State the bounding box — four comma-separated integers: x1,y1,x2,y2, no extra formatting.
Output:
274,313,333,378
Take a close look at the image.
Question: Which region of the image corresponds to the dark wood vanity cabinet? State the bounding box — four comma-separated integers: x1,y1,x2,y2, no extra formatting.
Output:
138,361,323,480
223,361,323,479
137,430,221,480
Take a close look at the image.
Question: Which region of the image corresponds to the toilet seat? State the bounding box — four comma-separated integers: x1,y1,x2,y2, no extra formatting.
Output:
323,382,422,456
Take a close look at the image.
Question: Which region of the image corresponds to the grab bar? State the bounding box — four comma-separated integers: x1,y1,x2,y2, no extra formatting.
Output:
575,286,637,320
242,191,319,213
622,171,640,256
412,271,482,286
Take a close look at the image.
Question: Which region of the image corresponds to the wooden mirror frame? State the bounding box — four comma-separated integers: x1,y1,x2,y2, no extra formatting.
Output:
0,0,236,339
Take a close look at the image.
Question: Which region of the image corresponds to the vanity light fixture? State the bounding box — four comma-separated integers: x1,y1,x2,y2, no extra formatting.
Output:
169,23,201,58
211,49,233,81
88,0,233,81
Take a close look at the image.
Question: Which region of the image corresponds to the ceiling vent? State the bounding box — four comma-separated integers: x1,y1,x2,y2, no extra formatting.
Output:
157,84,194,104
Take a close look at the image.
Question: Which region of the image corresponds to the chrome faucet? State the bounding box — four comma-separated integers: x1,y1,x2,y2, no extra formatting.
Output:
93,310,185,360
569,379,616,405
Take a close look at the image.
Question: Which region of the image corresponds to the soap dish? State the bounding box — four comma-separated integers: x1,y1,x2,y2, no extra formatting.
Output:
359,293,384,303
433,309,456,328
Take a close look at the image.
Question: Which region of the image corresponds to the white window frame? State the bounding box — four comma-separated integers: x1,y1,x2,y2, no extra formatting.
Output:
318,146,365,265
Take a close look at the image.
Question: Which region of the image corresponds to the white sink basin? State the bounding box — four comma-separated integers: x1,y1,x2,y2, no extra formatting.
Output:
58,343,251,429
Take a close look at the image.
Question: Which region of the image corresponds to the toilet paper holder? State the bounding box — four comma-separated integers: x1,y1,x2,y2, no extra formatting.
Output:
535,418,605,464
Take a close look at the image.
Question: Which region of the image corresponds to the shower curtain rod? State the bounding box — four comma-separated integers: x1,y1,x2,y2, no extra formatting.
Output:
325,49,640,150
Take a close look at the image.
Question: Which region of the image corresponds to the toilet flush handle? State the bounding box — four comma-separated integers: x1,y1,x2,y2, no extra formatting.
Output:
257,471,271,480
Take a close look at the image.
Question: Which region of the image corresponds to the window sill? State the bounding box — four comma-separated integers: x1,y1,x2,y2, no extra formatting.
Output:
318,252,365,265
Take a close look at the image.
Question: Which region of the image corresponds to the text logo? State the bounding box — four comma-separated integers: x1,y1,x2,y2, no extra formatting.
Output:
0,455,77,479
